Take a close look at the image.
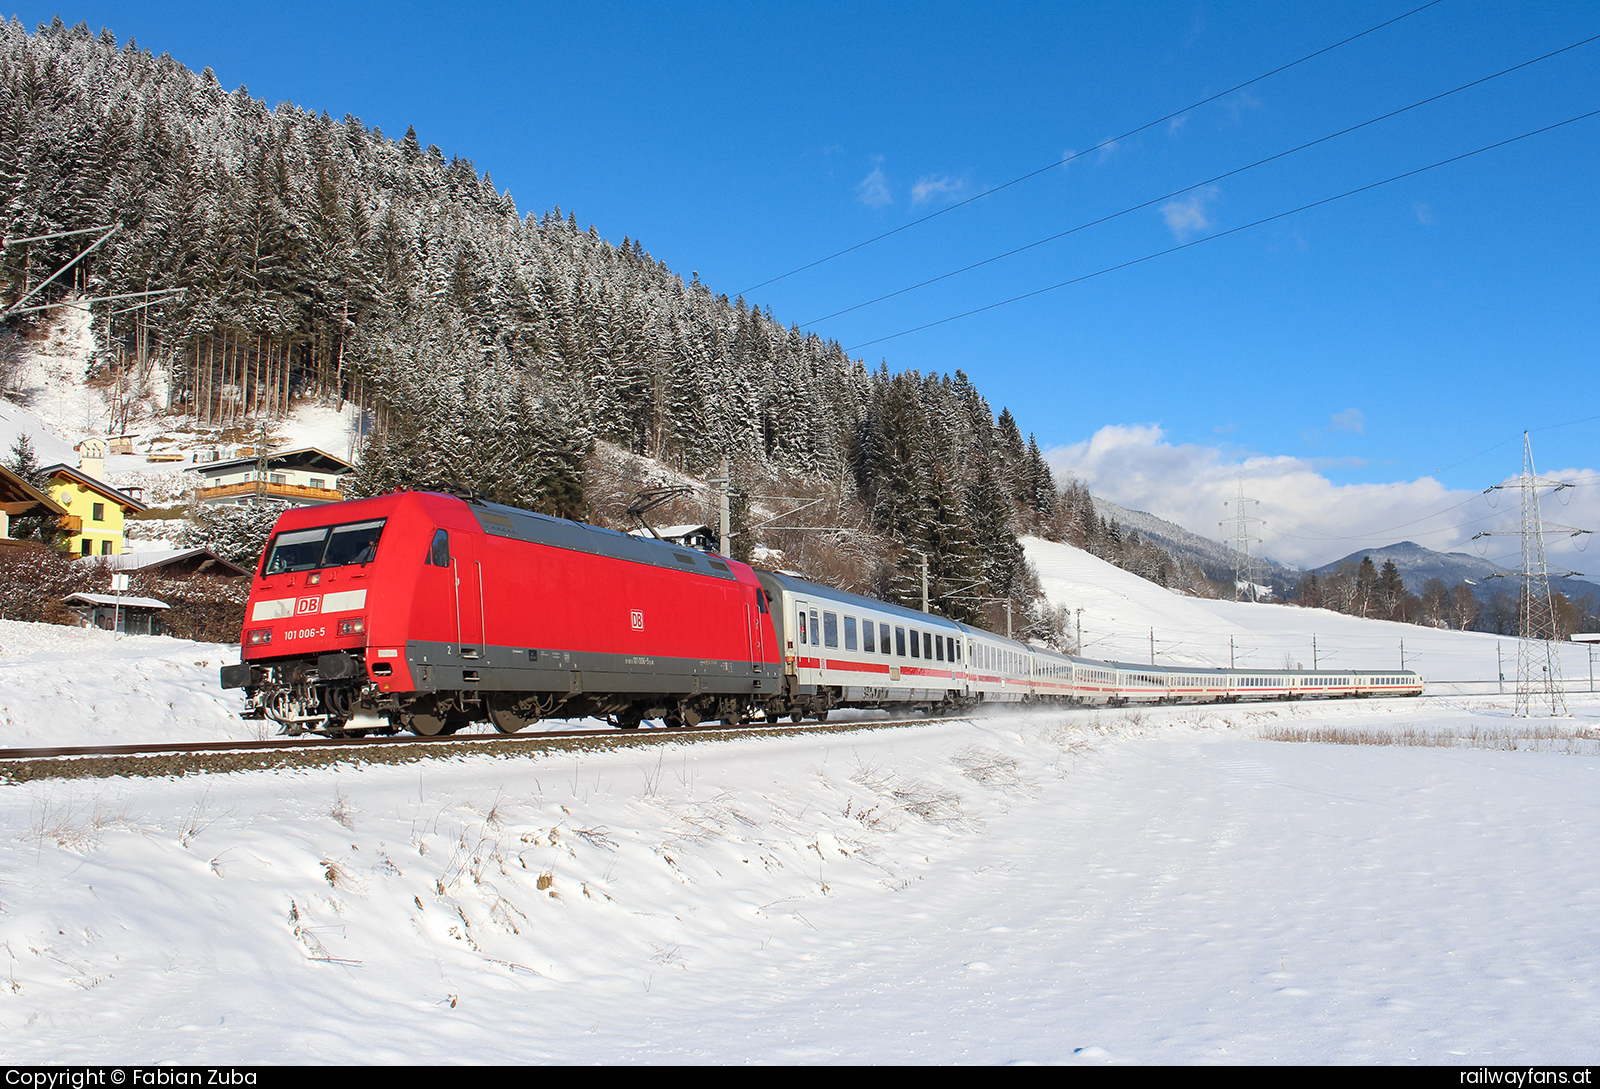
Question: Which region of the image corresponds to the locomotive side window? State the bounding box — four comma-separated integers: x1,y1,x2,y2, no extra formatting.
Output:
429,529,450,567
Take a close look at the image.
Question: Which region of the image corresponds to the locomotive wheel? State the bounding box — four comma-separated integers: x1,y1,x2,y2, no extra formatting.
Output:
486,694,533,734
404,710,448,736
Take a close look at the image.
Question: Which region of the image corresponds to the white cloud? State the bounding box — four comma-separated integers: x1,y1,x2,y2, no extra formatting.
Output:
910,174,966,207
1329,408,1364,434
855,161,892,208
1160,186,1217,239
1412,201,1436,226
1060,147,1078,172
1043,424,1600,575
1167,115,1188,135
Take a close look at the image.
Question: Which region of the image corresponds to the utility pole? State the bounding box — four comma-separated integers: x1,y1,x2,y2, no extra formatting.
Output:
1149,627,1155,666
1473,433,1592,716
920,555,930,613
711,457,732,556
1312,634,1318,670
1221,478,1265,602
1075,608,1083,655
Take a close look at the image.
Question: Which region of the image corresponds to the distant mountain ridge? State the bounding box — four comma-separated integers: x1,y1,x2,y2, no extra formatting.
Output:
1312,540,1600,605
1090,497,1297,594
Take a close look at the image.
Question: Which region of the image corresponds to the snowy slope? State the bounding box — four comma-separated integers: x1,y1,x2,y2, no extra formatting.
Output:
1025,536,1595,692
0,703,1596,1064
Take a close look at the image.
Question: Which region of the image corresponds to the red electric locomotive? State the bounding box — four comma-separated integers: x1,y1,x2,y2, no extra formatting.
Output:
221,491,783,735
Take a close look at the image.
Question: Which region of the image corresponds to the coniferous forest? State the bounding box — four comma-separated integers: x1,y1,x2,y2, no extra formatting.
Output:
0,18,1217,642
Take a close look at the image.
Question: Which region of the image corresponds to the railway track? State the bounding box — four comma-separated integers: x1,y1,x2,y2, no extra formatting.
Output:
0,689,1530,784
0,713,980,783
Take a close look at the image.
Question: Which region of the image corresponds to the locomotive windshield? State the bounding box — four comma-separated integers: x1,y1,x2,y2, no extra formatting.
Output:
262,519,387,574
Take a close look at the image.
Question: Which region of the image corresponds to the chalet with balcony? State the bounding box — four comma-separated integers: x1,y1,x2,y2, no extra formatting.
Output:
40,464,147,557
187,447,352,508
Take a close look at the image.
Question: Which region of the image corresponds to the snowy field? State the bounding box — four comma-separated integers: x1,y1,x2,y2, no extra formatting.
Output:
1,540,1598,1063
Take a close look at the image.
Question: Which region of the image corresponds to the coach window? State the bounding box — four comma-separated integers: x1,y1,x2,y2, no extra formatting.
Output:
844,616,858,651
908,629,919,658
810,608,820,646
429,529,450,567
797,609,807,645
895,626,906,657
923,632,933,659
824,612,839,648
881,623,891,654
935,636,944,662
862,619,874,653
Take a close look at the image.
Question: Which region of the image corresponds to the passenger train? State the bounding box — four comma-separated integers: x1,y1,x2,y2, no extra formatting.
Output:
220,491,1423,736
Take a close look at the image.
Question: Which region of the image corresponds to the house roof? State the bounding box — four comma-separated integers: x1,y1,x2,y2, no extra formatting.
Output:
77,547,250,577
40,464,148,513
0,463,67,517
186,447,354,476
62,592,170,610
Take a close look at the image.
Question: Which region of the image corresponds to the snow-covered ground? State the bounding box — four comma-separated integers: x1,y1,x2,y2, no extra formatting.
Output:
2,539,1598,1062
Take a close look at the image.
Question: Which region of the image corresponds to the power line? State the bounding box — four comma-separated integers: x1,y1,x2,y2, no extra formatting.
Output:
803,32,1599,328
845,108,1600,352
739,0,1450,296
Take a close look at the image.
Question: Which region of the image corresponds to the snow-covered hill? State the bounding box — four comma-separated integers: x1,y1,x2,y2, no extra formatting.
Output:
1025,535,1597,689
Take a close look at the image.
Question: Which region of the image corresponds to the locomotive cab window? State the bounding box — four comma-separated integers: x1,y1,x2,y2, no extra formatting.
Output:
428,529,450,567
263,519,387,575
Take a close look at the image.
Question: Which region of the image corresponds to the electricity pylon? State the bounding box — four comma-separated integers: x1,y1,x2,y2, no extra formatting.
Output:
1472,432,1592,716
1221,478,1265,602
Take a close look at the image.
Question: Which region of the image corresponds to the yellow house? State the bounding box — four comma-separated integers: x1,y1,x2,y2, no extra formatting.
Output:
41,464,147,557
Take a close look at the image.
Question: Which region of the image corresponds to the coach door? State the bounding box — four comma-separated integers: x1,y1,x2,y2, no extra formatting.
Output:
451,532,485,658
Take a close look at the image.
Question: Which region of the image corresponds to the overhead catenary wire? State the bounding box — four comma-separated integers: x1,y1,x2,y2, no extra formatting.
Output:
803,32,1600,328
739,0,1450,295
845,108,1600,352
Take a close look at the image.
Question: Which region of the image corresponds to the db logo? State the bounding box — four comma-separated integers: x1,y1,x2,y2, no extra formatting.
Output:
296,596,322,615
630,610,644,631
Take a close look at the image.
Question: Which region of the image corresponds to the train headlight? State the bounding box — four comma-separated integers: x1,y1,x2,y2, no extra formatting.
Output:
246,628,272,646
338,617,366,636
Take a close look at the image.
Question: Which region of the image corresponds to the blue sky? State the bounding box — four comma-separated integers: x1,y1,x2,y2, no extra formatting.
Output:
16,1,1599,570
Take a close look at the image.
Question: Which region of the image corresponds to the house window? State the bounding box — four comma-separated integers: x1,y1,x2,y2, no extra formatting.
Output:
101,540,112,555
80,539,92,556
92,502,104,521
269,474,286,485
310,478,325,490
